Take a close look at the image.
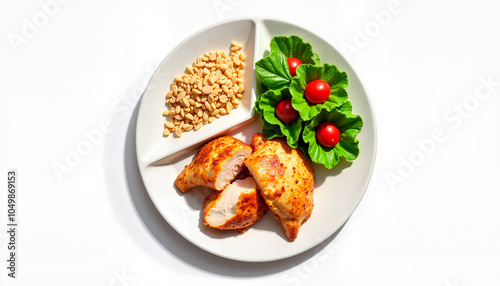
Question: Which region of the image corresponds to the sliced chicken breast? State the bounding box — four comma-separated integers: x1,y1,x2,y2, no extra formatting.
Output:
244,133,315,241
203,177,266,230
174,136,252,192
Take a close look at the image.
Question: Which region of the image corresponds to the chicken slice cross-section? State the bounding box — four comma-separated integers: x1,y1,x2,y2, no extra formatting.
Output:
244,133,315,241
174,136,252,192
203,176,266,230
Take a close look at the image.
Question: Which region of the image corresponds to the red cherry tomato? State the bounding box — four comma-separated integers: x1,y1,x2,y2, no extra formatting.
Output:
316,122,341,148
275,99,299,123
304,80,330,104
287,57,302,77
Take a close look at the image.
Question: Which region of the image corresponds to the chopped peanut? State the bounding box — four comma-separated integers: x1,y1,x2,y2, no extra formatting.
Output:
163,42,245,137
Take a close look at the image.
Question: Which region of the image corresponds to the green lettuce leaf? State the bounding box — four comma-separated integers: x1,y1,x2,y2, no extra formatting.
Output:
270,35,321,65
261,120,285,140
255,88,303,148
255,51,292,90
290,63,349,121
253,35,363,170
337,99,353,113
302,103,363,169
254,94,283,139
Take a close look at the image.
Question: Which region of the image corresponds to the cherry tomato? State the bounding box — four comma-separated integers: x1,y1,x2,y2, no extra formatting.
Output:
275,99,299,123
287,57,302,77
304,79,330,104
316,122,341,148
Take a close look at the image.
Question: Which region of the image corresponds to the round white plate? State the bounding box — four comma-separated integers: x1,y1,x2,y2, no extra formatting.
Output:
135,18,377,262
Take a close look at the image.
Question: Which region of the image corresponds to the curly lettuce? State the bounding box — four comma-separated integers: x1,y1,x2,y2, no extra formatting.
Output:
254,35,363,169
302,101,363,169
255,52,292,91
254,88,303,148
255,35,322,91
290,63,349,121
270,35,321,65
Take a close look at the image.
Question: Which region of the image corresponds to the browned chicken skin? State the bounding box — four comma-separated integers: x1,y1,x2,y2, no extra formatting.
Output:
244,133,315,241
174,136,252,192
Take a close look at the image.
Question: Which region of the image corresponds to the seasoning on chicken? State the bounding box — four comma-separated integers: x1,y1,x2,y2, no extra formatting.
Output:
174,136,252,192
203,177,266,230
244,133,315,241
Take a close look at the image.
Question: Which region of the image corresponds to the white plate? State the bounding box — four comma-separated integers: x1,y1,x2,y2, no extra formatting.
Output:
135,18,377,262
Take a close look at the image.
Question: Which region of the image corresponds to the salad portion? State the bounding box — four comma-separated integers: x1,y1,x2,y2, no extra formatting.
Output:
255,35,363,169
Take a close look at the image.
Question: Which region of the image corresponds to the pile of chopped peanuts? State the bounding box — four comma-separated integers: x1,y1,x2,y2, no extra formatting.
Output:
163,42,246,137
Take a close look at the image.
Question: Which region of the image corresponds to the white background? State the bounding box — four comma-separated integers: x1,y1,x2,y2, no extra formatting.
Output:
1,0,500,285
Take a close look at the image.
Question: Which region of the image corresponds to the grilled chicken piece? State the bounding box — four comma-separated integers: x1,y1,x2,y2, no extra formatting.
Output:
244,133,315,241
203,177,266,230
175,136,252,192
